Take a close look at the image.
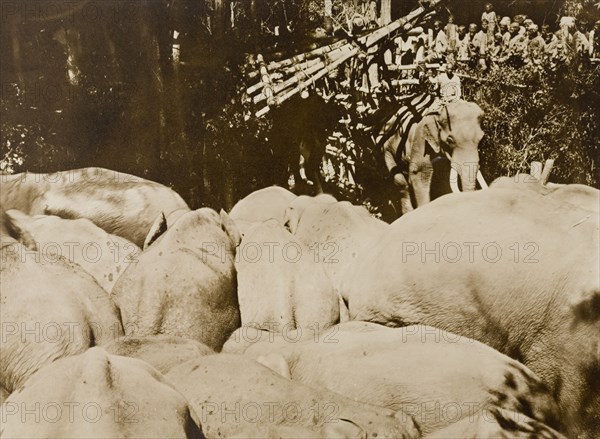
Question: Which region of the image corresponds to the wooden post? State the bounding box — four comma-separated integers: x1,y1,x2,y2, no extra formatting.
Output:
540,159,555,185
381,0,392,25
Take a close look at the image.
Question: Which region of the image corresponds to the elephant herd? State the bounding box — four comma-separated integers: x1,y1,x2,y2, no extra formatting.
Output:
0,167,598,438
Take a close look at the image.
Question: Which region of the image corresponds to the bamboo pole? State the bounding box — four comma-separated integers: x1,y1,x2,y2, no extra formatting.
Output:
251,0,442,116
247,0,437,84
280,57,322,77
256,46,360,117
252,46,348,105
247,39,347,79
246,42,351,96
254,55,338,104
391,79,420,86
388,63,440,71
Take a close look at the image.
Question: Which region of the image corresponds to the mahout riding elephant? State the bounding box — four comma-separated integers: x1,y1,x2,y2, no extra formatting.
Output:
384,99,485,214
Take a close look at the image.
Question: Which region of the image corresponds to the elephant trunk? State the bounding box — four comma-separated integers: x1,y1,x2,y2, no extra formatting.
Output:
451,150,479,192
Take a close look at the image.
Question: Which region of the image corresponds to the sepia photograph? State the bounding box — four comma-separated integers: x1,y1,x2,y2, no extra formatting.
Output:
0,0,599,438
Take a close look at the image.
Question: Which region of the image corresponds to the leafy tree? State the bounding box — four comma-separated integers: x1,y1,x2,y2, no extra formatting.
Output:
462,63,599,187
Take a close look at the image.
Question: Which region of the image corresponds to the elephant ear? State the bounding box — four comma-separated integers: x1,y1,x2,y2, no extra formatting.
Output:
219,209,241,247
421,115,442,155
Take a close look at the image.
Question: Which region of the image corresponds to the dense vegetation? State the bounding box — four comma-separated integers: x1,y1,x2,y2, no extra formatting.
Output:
1,0,599,218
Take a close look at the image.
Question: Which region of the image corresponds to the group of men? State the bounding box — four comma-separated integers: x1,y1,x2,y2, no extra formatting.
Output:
396,3,600,71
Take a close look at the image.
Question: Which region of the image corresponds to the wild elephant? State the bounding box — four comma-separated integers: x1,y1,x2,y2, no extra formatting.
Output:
104,335,215,375
112,208,241,352
0,347,204,438
165,353,420,439
224,322,561,436
227,422,369,438
490,174,600,214
0,207,36,249
284,200,388,293
384,100,485,214
6,209,140,293
0,388,9,406
1,232,123,394
342,188,599,438
0,168,190,247
425,407,566,439
282,193,338,233
228,186,297,236
236,219,339,333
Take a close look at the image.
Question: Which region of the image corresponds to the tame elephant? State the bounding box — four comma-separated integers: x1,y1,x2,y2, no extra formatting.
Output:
384,99,486,214
270,94,341,195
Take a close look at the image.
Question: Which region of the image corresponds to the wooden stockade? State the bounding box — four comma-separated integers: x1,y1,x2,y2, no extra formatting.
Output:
245,0,442,117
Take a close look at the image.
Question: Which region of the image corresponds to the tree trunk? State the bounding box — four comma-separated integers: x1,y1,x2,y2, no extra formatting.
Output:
381,0,392,25
214,0,225,38
9,20,25,87
223,162,235,211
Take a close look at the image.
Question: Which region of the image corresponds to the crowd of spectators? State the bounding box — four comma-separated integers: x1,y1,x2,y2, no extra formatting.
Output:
393,3,600,71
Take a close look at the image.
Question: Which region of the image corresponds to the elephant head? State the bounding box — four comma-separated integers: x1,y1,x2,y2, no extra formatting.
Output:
409,100,485,205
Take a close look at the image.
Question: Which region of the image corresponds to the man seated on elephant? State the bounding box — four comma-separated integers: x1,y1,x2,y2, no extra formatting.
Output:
424,63,462,115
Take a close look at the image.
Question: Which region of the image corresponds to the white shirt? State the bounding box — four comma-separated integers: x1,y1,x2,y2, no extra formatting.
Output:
436,72,462,102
